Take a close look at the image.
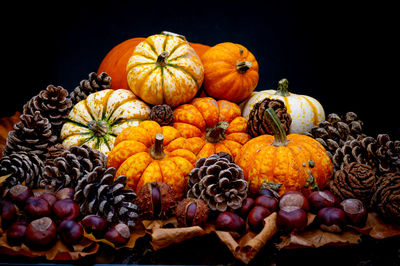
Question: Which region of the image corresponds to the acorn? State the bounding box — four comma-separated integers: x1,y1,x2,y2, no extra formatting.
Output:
176,198,209,227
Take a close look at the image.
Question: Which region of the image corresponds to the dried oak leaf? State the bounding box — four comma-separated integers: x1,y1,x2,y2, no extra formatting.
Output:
349,212,400,239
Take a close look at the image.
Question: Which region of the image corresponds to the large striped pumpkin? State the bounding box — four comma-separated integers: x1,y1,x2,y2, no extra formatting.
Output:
126,32,204,107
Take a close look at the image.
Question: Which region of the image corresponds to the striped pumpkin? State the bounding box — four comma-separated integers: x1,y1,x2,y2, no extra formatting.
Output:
126,32,204,107
240,79,325,134
60,89,151,154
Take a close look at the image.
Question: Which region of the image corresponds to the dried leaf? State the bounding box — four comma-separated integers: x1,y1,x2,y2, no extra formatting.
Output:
350,212,400,239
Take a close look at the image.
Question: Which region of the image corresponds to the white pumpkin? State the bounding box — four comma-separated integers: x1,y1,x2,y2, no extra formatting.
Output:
60,89,151,154
240,79,325,134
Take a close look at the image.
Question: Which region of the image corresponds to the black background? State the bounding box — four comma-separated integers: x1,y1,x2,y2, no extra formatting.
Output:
2,0,399,139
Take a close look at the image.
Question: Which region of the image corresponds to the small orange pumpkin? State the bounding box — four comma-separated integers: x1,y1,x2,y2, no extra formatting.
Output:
173,97,251,160
107,121,197,198
236,108,333,196
201,42,259,103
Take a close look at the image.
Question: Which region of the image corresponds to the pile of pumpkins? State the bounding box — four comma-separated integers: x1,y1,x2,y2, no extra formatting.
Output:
60,31,332,199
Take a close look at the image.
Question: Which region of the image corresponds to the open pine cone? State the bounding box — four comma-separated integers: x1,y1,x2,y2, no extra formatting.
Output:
187,153,248,212
149,104,174,126
74,166,139,230
70,72,112,105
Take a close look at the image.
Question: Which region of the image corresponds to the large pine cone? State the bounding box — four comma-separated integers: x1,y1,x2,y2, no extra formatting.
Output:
307,112,365,159
149,105,174,126
70,72,112,105
187,153,248,212
0,152,44,196
74,166,139,230
41,145,106,191
3,111,57,160
332,134,400,175
247,98,291,137
371,172,400,223
23,85,72,134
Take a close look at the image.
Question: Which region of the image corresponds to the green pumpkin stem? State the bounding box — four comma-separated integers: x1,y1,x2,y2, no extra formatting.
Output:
156,51,169,67
151,133,166,160
205,121,229,143
87,120,109,138
275,78,290,96
264,108,289,147
236,61,253,74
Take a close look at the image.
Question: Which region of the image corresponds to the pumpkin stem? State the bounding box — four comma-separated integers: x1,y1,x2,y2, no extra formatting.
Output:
156,51,170,67
87,120,109,138
236,61,252,74
264,108,289,146
150,133,166,160
205,121,229,143
275,78,290,96
160,31,187,41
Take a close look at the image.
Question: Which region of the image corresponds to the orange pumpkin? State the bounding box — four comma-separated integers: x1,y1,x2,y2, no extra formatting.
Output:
236,108,333,196
201,42,259,103
98,36,210,91
107,121,196,198
172,97,251,160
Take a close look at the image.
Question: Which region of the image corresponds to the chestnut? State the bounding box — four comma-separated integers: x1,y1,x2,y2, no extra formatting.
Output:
8,184,33,206
176,198,209,227
340,199,367,227
308,190,338,212
317,207,347,233
52,198,80,221
215,211,245,232
58,220,84,245
237,197,255,217
81,215,109,237
279,191,310,211
39,192,57,207
0,200,18,228
255,195,278,212
248,206,271,232
25,217,57,250
56,188,75,200
24,197,51,219
105,223,131,246
6,221,28,246
277,206,308,233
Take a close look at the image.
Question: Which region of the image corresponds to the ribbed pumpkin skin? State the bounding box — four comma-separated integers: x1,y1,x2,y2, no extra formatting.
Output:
173,97,251,160
236,134,333,195
201,42,259,103
107,121,197,198
126,34,204,107
61,89,150,154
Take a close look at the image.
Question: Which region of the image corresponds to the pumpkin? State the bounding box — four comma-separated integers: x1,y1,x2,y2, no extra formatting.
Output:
60,89,151,154
236,108,333,196
172,97,251,160
98,35,210,91
126,32,205,107
240,79,325,134
107,120,197,198
201,42,259,103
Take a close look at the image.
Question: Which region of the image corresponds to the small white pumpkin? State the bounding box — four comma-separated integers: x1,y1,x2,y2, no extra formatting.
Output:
60,89,151,154
240,79,325,134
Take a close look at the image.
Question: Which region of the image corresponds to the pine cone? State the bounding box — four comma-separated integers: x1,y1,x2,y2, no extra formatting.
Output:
0,152,44,196
332,134,400,176
45,143,67,166
70,72,112,105
149,105,174,126
41,145,106,191
371,172,400,223
187,153,248,212
330,162,376,206
247,98,291,137
74,166,138,230
23,85,72,135
307,112,365,158
3,111,57,160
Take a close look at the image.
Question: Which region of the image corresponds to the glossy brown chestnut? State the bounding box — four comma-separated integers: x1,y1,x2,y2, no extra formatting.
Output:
105,223,131,246
0,200,18,228
238,197,255,217
176,198,209,227
248,206,271,231
308,190,338,212
6,221,27,246
39,193,57,207
25,217,57,250
81,215,109,237
279,191,310,211
24,197,51,220
215,211,245,232
277,206,308,233
58,220,84,245
52,198,80,221
317,207,347,233
255,195,278,212
340,199,367,227
56,188,75,200
8,185,33,206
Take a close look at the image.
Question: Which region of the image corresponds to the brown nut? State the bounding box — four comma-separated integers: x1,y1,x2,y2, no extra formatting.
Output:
8,185,33,206
6,221,28,246
215,211,245,232
24,197,51,220
25,217,57,250
308,190,339,213
277,206,308,233
255,195,278,212
176,198,209,227
317,207,347,233
39,192,58,207
56,188,75,200
279,191,310,211
105,223,131,246
340,198,367,227
1,200,18,229
237,197,255,217
52,199,80,221
81,215,109,237
248,206,271,232
136,181,176,219
58,220,84,245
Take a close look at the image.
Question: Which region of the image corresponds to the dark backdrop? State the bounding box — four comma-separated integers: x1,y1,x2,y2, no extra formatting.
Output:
3,0,398,139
